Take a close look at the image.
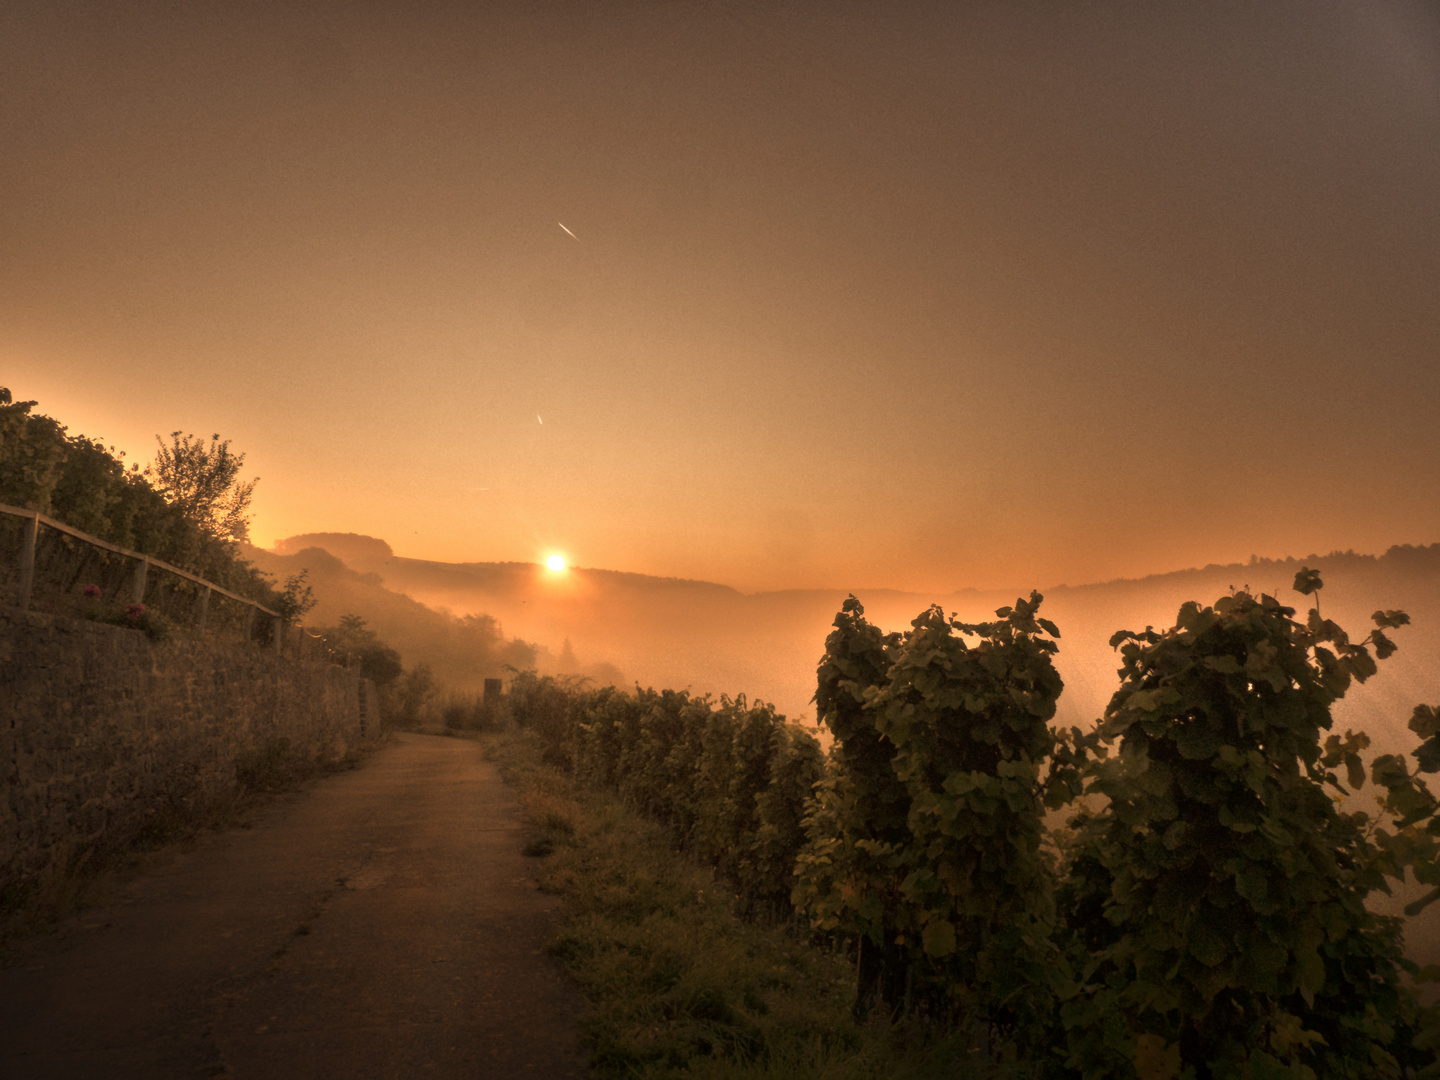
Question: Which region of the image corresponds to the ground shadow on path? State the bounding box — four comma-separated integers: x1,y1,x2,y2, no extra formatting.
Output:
0,732,586,1079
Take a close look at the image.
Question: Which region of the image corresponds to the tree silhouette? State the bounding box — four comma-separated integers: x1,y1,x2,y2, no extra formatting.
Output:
147,431,257,540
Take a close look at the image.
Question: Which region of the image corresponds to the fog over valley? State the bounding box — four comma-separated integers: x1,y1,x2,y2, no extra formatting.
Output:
254,532,1440,759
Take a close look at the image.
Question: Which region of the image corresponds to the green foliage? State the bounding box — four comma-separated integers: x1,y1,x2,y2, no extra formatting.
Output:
572,685,642,789
508,669,592,767
489,576,1440,1078
873,595,1066,1034
735,708,825,912
796,594,1073,1041
103,601,175,642
793,596,913,1015
274,569,319,623
146,431,257,541
1056,573,1436,1078
0,391,69,515
393,664,436,728
311,614,404,687
506,672,826,914
491,729,1011,1080
0,391,283,612
440,691,506,732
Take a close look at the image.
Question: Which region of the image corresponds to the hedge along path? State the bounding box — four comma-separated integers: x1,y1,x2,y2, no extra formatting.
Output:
485,574,1440,1076
790,578,1440,1076
512,673,827,918
0,732,585,1080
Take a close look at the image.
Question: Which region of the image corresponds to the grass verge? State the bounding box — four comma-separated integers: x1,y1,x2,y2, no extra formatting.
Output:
486,728,1023,1079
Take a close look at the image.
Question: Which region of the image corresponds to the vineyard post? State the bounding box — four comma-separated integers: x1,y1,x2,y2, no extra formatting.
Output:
130,556,149,603
16,510,38,610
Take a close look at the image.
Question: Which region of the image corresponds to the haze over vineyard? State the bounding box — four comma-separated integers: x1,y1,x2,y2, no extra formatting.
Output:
252,532,1440,755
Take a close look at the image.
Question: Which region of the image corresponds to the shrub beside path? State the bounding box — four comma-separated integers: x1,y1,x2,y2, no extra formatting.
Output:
0,732,586,1079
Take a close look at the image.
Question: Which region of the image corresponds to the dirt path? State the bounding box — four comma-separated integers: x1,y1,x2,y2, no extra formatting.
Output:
0,732,587,1079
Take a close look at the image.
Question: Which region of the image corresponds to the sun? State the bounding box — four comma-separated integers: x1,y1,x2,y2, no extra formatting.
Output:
545,554,567,572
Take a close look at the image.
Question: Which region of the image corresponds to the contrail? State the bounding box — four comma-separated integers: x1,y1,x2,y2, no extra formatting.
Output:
537,415,543,424
557,222,579,241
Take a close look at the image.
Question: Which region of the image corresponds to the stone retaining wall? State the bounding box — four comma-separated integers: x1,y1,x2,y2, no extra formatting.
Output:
0,607,378,898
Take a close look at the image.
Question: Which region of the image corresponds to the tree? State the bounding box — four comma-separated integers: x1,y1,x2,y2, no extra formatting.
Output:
313,614,404,688
0,388,70,514
147,431,257,541
395,665,436,726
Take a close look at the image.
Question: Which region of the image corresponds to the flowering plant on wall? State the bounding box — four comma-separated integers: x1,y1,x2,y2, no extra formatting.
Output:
72,585,173,642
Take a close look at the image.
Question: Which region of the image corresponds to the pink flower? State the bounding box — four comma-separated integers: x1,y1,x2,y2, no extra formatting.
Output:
125,603,146,622
82,584,102,598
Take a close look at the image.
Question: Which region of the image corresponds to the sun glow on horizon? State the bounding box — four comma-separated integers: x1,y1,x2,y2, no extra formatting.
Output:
546,554,567,572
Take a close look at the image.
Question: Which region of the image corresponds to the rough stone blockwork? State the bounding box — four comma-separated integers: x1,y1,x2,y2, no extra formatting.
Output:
0,608,377,897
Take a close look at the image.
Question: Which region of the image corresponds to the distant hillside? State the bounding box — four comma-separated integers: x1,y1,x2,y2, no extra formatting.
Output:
266,533,1440,743
239,542,544,693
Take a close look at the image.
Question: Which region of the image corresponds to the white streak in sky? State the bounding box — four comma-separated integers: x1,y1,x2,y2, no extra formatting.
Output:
537,415,543,424
558,222,579,241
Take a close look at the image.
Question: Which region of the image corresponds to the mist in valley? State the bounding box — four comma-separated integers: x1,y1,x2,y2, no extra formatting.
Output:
260,532,1440,754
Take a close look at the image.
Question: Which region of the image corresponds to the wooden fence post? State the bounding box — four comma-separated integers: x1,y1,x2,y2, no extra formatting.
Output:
0,504,281,645
131,557,149,604
16,512,38,611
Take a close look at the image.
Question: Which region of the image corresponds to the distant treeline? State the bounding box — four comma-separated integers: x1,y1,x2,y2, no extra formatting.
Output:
508,574,1440,1077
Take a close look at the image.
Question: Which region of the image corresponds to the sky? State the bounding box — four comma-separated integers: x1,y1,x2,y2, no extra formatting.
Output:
3,0,1438,594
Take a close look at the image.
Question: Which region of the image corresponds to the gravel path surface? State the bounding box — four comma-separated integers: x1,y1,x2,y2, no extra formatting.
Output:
0,732,587,1079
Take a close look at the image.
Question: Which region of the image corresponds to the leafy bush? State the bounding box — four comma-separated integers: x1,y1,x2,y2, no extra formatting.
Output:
1056,574,1436,1078
794,596,912,1016
390,664,437,728
572,685,644,788
311,614,404,687
441,693,505,732
492,729,1008,1080
507,672,827,915
0,389,284,611
795,593,1075,1046
744,719,825,913
508,669,590,766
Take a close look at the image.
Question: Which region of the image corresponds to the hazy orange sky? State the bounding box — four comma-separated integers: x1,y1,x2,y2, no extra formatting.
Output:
4,1,1438,593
